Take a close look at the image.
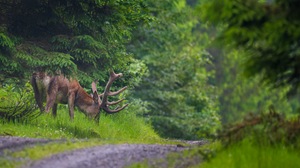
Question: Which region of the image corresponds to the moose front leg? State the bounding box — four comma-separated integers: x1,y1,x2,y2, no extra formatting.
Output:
31,75,45,112
52,103,58,118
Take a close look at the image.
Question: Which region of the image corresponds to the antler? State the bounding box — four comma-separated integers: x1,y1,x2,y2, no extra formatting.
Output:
100,71,128,114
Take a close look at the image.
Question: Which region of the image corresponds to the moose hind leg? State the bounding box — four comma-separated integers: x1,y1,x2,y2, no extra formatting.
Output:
46,77,58,112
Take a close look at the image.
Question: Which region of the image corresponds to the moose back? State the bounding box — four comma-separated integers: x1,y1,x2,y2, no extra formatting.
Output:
30,71,128,120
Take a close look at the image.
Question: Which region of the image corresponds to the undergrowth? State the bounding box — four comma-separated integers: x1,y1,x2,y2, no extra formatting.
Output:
200,110,300,168
0,83,40,122
0,106,161,142
200,139,300,168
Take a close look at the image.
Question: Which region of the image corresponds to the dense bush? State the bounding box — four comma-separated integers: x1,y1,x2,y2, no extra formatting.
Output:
219,109,300,148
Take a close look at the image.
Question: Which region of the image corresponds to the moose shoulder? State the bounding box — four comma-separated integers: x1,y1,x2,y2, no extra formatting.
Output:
31,71,128,120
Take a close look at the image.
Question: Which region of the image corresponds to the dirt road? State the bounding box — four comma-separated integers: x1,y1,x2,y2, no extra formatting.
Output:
0,136,204,168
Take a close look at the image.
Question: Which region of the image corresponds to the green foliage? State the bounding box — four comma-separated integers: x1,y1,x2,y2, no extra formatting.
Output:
0,0,149,86
199,110,300,168
201,0,300,93
219,111,300,149
1,0,222,141
0,83,40,122
199,0,300,123
0,31,21,82
0,103,160,142
213,49,300,123
0,32,14,49
16,43,77,75
201,139,300,168
128,0,220,140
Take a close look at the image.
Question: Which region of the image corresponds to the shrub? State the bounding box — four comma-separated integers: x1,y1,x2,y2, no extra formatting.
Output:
219,108,300,148
0,82,39,122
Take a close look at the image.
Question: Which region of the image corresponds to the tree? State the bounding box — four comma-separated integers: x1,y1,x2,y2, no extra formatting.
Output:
0,0,149,86
201,0,300,94
128,0,220,139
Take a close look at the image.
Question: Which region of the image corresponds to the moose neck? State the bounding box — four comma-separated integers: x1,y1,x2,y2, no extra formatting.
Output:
75,87,99,117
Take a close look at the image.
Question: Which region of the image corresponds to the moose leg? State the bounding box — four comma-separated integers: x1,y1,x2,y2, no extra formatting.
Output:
52,103,58,118
46,77,58,113
31,76,45,112
68,92,75,120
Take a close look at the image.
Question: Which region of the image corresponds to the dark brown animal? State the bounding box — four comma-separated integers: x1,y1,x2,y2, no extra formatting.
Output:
30,71,128,120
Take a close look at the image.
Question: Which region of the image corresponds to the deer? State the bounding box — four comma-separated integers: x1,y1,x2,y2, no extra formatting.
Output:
30,71,128,121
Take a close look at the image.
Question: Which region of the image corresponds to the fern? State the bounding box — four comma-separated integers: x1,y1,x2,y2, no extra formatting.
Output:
0,83,40,122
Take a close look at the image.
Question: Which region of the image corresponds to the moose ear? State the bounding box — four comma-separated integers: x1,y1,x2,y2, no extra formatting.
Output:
92,91,98,103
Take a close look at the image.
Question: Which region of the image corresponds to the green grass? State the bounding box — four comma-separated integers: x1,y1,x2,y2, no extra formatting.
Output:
0,106,160,142
200,139,300,168
0,84,160,142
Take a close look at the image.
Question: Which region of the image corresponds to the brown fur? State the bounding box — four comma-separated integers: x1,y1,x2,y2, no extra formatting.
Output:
31,71,128,120
31,72,99,120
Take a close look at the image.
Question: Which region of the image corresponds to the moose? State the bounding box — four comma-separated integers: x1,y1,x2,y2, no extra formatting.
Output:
30,71,128,120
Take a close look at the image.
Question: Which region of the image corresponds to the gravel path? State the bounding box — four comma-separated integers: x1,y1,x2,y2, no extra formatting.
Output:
24,144,186,168
0,136,204,168
0,136,57,155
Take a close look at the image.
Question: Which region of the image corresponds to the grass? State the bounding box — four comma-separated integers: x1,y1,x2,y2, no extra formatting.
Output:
0,106,160,142
200,139,300,168
0,83,161,142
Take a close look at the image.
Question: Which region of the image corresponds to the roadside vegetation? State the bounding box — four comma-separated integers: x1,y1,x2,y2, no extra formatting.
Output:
201,111,300,168
201,141,300,168
0,84,160,142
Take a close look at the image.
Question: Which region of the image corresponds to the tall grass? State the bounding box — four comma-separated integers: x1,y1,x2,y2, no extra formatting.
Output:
0,83,161,143
200,111,300,168
0,105,161,143
200,139,300,168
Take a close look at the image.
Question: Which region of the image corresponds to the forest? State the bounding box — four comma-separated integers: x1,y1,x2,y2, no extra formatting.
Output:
1,0,300,167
